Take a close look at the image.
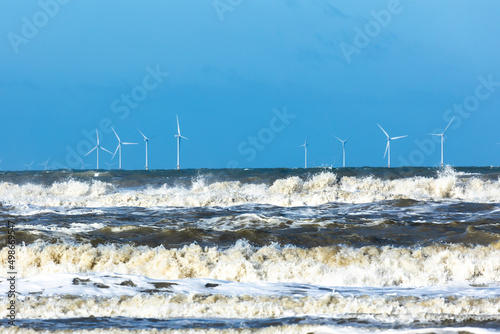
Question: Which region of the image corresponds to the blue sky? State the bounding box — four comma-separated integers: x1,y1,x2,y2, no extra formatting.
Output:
1,0,500,170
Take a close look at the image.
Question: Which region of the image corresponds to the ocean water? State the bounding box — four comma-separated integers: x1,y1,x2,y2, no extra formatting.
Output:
0,166,499,334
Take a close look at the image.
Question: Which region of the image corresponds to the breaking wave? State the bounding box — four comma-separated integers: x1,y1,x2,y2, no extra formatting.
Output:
2,241,499,287
0,168,499,209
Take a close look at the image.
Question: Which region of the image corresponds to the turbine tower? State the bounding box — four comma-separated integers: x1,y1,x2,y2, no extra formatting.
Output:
174,115,188,170
377,124,407,168
300,136,308,168
39,158,50,171
334,135,350,168
85,129,113,170
137,128,158,171
428,116,455,167
112,128,138,169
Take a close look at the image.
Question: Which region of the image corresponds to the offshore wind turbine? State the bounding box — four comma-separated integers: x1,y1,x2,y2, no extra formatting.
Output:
334,135,350,168
428,116,455,167
137,128,158,170
300,136,308,168
24,161,34,170
105,161,116,170
85,129,113,170
79,157,91,170
174,115,188,170
112,128,138,170
39,158,50,171
377,124,407,168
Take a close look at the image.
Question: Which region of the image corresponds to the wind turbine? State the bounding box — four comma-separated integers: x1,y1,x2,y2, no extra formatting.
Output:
111,128,138,170
79,157,91,170
85,129,113,170
105,161,116,170
39,158,50,171
174,115,188,170
300,136,308,168
137,128,158,170
334,135,350,168
24,161,34,170
377,124,407,168
428,116,455,167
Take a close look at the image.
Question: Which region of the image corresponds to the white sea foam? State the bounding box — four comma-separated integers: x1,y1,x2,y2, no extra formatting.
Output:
3,272,499,300
19,222,106,234
1,276,498,322
0,169,499,210
2,241,499,287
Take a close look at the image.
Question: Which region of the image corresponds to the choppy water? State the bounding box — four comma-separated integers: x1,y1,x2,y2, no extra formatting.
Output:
1,166,499,333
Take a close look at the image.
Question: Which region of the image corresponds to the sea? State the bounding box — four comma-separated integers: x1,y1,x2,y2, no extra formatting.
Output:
0,166,499,334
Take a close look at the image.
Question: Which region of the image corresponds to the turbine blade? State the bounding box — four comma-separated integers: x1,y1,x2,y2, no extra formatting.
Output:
85,146,97,156
112,145,119,158
391,135,408,140
112,127,120,142
180,136,188,140
377,124,389,138
176,115,181,135
384,141,389,158
443,116,455,134
101,146,113,155
122,142,138,145
333,135,343,143
428,133,441,136
137,128,147,140
96,129,100,145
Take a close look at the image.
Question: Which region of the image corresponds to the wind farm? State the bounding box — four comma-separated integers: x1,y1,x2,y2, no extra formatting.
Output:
4,115,500,171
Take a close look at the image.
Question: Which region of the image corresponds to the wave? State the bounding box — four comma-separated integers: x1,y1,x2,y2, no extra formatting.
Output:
3,325,499,334
0,168,499,209
4,292,499,323
2,241,499,287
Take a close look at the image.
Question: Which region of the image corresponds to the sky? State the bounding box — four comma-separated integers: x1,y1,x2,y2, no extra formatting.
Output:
1,0,500,171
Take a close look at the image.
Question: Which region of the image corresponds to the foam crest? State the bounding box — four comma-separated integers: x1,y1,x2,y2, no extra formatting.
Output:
2,242,499,286
1,169,499,210
2,292,498,323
